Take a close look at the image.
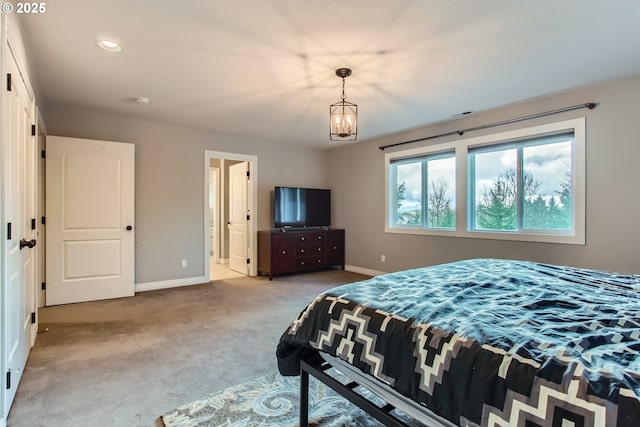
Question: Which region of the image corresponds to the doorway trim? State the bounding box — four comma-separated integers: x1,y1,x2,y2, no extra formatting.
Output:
36,108,47,310
204,150,258,281
209,166,220,265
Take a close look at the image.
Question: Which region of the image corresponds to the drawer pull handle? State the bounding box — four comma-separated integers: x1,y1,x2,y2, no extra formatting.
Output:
300,261,305,266
301,237,305,241
317,248,321,252
300,249,305,253
317,259,322,263
318,236,322,240
282,251,286,255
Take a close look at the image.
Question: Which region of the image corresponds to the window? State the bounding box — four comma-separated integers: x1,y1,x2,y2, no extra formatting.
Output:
390,152,456,229
470,133,573,233
385,118,585,244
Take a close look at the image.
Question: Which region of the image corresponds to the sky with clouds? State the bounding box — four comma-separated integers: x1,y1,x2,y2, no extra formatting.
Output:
395,140,572,213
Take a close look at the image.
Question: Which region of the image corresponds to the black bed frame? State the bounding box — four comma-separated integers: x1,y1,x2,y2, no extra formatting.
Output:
299,359,411,427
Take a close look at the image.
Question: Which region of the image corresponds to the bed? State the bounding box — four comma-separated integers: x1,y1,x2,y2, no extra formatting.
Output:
276,258,640,426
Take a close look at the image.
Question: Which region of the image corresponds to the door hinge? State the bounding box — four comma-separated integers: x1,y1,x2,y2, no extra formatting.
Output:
7,222,11,240
6,73,11,91
5,370,10,390
41,150,46,158
42,216,46,225
246,170,250,179
31,312,36,324
42,282,46,290
246,258,250,264
31,124,36,136
31,218,36,230
246,214,250,221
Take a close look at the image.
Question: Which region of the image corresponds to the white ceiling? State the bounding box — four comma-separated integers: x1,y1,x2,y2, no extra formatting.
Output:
19,0,640,148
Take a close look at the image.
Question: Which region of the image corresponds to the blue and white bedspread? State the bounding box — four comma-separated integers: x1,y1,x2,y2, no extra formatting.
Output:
276,258,640,426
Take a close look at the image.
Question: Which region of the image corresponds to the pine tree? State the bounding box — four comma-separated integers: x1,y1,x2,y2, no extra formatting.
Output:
523,195,548,229
476,168,540,231
428,178,455,228
555,165,572,230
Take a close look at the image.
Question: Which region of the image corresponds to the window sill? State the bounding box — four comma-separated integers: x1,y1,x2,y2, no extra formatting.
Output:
385,226,585,245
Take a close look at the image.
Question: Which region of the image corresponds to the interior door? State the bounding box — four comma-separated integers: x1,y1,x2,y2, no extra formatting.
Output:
228,161,249,274
46,136,135,305
2,47,35,418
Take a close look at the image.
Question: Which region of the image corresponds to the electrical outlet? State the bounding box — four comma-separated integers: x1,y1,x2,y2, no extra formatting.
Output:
380,254,386,262
181,259,187,268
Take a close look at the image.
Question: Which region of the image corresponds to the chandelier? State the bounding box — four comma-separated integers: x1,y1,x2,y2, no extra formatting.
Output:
329,68,357,141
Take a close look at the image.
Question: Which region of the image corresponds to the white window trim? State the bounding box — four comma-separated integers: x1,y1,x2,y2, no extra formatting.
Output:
385,118,586,245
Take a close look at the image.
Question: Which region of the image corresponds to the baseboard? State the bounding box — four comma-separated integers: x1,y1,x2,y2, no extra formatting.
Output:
135,267,383,292
31,323,37,347
345,265,388,277
135,276,208,292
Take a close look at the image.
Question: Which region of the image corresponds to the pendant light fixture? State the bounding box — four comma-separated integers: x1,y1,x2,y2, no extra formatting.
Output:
330,68,358,141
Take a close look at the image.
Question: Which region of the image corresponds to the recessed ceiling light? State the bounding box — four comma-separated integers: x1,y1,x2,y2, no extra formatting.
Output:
97,39,122,52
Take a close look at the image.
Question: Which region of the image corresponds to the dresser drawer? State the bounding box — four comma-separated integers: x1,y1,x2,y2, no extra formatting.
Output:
296,256,325,270
295,232,325,244
269,234,296,273
325,229,345,267
296,242,324,257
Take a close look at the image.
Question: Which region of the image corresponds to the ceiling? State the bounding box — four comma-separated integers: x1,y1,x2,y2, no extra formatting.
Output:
19,0,640,148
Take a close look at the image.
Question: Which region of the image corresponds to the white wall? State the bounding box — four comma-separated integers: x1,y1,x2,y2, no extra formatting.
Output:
328,74,640,275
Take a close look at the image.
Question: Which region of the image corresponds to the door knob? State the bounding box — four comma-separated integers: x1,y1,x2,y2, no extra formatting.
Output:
126,225,133,231
19,239,36,249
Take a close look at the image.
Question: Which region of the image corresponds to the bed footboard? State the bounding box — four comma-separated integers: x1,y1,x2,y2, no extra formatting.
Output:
299,360,411,427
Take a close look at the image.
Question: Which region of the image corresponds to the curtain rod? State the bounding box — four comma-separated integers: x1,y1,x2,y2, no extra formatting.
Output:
378,102,597,151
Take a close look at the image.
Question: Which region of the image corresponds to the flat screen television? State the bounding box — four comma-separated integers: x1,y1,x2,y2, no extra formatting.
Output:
274,187,331,229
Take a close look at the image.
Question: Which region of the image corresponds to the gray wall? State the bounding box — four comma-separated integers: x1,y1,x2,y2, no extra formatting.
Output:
43,73,640,283
328,74,640,275
43,102,329,284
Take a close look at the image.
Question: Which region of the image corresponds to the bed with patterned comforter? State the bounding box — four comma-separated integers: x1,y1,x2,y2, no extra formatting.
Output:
276,258,640,426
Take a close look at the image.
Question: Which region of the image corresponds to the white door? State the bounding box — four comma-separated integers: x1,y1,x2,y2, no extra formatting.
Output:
2,48,35,418
228,162,249,274
46,136,135,306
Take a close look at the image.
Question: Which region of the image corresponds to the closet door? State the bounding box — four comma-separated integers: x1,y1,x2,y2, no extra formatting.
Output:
46,136,135,305
2,45,35,419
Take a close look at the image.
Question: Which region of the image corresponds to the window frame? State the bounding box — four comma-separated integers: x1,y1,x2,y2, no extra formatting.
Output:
389,150,457,230
385,118,586,245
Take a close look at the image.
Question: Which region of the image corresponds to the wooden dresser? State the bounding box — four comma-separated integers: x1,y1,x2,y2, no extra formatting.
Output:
258,229,345,280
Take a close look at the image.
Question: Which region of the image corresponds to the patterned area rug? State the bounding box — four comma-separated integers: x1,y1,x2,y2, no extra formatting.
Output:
160,369,421,427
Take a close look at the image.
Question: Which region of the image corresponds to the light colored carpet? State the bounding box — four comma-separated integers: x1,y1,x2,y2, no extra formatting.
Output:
7,269,367,427
160,369,420,427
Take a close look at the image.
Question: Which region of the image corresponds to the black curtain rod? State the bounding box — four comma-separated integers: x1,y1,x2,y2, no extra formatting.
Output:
378,102,597,151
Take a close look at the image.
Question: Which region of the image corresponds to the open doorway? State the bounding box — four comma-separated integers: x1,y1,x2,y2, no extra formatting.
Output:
204,151,257,282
